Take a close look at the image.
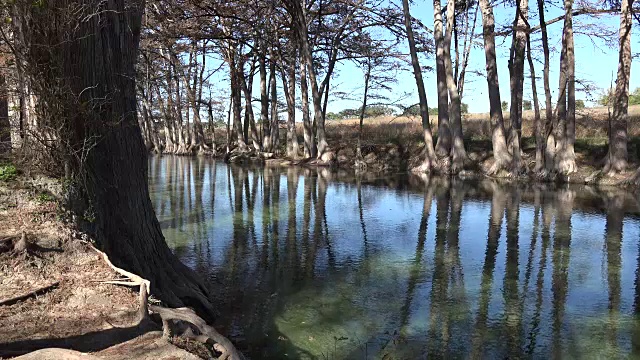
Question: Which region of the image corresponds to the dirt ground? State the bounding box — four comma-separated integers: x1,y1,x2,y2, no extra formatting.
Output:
0,177,208,359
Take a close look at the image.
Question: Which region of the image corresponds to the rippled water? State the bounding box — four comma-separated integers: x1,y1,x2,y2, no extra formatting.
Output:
149,155,640,359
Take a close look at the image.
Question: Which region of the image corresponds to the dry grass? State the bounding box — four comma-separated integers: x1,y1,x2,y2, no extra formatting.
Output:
322,105,640,146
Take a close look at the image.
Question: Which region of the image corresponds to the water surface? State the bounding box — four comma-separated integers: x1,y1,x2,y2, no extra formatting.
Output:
149,155,640,359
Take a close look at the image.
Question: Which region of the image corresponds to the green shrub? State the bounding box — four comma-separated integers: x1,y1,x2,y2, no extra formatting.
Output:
0,163,17,182
36,192,55,203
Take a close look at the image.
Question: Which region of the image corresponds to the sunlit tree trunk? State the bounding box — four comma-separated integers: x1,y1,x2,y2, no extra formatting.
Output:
527,33,544,171
259,52,270,152
402,0,437,172
282,55,299,158
239,59,261,151
356,57,371,161
269,48,279,153
443,0,466,172
508,0,528,170
537,0,555,172
478,0,512,174
433,0,451,157
604,0,633,173
300,51,315,158
554,0,576,174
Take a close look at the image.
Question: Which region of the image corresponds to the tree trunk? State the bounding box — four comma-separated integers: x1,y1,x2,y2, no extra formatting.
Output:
402,0,437,172
259,53,271,152
443,0,467,172
527,33,544,171
604,0,633,173
281,57,299,158
300,48,315,158
478,0,512,173
508,0,528,170
555,0,576,174
239,59,261,151
206,101,217,155
231,54,246,151
537,0,554,172
433,0,451,157
0,74,10,153
269,49,279,154
357,59,371,160
30,0,216,319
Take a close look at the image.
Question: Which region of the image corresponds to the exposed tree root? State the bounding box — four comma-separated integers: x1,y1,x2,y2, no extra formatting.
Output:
87,242,243,360
616,167,640,186
0,281,59,307
151,306,243,360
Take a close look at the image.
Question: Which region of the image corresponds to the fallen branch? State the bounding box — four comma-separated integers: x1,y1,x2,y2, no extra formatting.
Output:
0,281,60,306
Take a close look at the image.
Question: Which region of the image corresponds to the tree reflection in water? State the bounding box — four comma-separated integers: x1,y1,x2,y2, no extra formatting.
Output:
148,156,640,359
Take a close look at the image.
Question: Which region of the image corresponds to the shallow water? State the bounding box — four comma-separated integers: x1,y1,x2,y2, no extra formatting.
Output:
149,155,640,359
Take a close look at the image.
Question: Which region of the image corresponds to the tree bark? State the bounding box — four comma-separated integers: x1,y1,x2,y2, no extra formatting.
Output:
0,74,9,153
29,0,216,319
604,0,633,173
281,55,299,158
433,0,451,157
537,0,555,172
300,47,315,159
402,0,437,172
478,0,512,174
259,52,271,152
554,0,576,174
269,49,279,153
357,58,371,160
527,33,543,171
239,58,261,151
508,0,528,170
228,46,246,151
443,0,467,172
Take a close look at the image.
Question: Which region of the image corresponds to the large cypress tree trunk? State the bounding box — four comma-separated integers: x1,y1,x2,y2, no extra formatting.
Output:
282,54,299,159
527,34,544,172
402,0,437,172
604,0,633,173
30,0,215,319
555,0,576,174
433,0,451,158
443,0,466,172
537,0,554,172
508,0,528,170
300,50,315,159
478,0,512,174
259,52,271,152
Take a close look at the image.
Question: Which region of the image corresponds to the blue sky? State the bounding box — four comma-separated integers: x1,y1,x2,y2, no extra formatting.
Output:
327,0,640,114
207,0,639,116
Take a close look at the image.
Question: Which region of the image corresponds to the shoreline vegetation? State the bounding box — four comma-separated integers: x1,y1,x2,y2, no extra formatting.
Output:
155,105,640,188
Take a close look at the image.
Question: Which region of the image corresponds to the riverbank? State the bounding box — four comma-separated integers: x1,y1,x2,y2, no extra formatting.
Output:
0,163,240,359
202,106,640,188
220,135,640,188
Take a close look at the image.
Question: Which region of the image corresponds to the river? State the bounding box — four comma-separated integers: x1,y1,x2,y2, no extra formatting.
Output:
149,155,640,359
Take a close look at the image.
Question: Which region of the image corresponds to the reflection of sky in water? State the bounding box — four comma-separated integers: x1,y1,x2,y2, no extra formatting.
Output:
149,156,640,359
